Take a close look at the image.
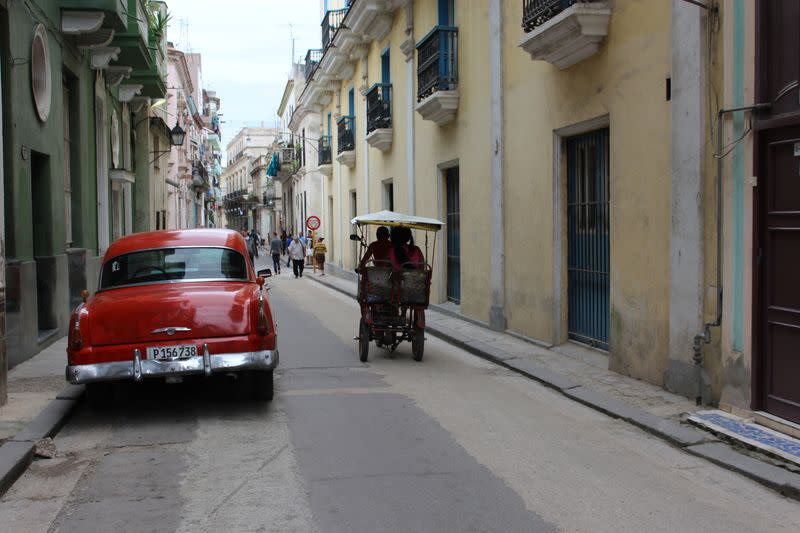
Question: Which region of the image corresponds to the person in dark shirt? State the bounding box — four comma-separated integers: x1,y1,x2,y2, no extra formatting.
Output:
269,232,282,274
357,226,392,271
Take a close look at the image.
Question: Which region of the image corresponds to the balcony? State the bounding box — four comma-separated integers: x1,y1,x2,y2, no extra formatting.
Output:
336,116,356,168
263,185,276,207
519,0,611,70
110,0,150,69
415,26,459,125
305,49,323,81
366,84,392,152
318,136,333,176
322,8,347,50
60,0,127,33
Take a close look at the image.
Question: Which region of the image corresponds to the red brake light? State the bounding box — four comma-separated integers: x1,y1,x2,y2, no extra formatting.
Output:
256,291,269,335
70,308,84,350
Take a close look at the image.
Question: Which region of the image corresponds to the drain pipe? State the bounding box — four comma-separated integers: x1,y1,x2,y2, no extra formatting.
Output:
692,102,771,405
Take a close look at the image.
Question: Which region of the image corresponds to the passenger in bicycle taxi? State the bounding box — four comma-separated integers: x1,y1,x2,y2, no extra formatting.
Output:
356,225,392,272
389,226,424,269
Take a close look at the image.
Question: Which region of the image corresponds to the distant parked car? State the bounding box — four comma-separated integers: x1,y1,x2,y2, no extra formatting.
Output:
66,229,278,404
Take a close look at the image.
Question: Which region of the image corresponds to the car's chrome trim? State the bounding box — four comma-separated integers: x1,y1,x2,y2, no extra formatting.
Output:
66,349,279,384
151,326,192,335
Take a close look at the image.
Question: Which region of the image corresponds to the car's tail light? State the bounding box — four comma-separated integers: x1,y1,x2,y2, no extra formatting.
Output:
70,308,84,350
256,291,269,336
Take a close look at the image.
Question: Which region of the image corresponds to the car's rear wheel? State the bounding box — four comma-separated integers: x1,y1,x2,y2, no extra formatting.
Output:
250,370,274,402
86,382,114,409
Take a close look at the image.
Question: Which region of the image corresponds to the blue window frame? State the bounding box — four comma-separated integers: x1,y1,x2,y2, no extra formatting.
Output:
381,47,391,84
348,87,355,115
438,0,455,25
327,112,331,138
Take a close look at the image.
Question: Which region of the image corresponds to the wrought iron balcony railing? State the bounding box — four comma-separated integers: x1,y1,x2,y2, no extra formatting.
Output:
366,84,392,133
318,136,333,165
305,48,323,81
337,116,355,154
416,26,458,102
523,0,599,32
322,8,347,50
263,185,276,206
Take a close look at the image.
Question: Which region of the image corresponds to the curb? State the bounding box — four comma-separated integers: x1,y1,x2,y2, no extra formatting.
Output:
309,274,800,500
0,384,84,497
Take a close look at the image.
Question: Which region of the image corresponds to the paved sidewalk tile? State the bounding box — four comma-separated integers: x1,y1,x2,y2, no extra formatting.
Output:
0,337,70,442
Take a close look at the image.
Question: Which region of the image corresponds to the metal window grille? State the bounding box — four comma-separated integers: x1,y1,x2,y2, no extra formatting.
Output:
366,83,392,133
416,26,458,101
567,128,610,350
337,115,355,153
446,167,461,303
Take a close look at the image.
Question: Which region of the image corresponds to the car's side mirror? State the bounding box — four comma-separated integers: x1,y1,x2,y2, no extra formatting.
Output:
349,234,361,241
257,268,272,278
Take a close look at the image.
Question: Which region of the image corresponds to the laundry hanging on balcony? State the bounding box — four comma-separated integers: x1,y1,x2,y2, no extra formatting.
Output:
266,153,280,178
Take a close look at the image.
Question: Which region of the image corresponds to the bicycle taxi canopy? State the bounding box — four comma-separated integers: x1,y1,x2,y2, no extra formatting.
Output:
350,210,444,232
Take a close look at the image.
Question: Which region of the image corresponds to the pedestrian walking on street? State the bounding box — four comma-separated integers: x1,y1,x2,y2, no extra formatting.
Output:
269,232,282,274
305,231,315,266
242,230,255,265
249,229,261,259
285,233,293,268
288,235,306,278
314,237,327,275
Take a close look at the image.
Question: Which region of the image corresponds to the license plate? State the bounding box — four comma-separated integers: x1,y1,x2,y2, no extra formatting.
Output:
147,344,198,361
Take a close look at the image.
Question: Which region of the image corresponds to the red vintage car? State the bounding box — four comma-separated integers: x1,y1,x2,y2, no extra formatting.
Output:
65,229,278,402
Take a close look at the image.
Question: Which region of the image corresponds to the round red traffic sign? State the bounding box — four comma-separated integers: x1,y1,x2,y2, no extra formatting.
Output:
306,215,321,231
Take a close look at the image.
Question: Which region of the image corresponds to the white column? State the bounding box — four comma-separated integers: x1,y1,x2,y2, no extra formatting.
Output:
406,42,415,215
337,163,343,266
666,0,707,400
363,97,370,214
95,73,110,252
488,0,506,330
123,182,133,234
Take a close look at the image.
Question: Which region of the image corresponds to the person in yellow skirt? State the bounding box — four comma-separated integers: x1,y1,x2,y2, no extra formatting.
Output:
314,237,327,276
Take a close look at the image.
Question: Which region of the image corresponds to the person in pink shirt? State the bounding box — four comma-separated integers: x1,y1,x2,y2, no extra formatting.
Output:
389,226,424,269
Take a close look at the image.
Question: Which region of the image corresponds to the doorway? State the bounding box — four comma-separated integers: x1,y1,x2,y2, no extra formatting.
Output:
31,151,56,336
756,126,800,424
445,167,460,304
566,128,610,350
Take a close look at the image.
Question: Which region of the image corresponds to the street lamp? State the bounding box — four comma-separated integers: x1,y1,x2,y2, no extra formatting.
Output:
148,122,186,163
170,123,186,146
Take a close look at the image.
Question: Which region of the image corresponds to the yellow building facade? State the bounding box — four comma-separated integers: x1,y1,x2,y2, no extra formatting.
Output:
290,0,800,429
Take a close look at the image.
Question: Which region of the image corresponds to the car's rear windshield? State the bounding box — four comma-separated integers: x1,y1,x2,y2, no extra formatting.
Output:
100,247,248,290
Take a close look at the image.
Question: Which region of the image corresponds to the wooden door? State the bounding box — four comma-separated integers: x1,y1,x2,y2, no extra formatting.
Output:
757,126,800,423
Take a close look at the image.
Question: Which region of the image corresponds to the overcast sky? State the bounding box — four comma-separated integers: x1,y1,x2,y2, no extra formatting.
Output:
165,0,320,139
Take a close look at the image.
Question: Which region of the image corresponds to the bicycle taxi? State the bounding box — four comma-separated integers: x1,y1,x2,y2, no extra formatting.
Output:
350,211,444,362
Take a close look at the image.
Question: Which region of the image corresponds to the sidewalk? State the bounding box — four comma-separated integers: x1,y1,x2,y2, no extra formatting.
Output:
0,337,82,494
309,268,800,500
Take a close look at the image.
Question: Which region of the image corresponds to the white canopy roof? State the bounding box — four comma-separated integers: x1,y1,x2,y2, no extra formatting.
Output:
350,210,444,231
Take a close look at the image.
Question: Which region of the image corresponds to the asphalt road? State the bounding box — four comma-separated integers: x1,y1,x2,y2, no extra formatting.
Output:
1,261,799,532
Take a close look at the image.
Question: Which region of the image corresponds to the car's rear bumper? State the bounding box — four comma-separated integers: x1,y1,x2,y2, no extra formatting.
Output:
66,347,279,384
